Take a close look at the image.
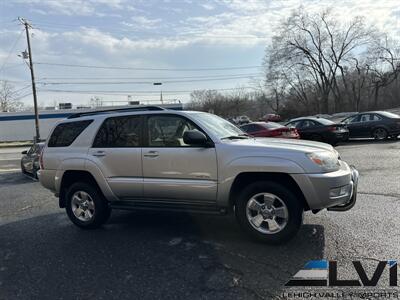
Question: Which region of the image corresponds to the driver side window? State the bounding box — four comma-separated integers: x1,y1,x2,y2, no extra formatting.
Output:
343,115,360,124
147,115,199,147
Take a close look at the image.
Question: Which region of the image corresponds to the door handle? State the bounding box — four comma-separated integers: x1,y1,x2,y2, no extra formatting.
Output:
93,151,106,157
144,151,159,158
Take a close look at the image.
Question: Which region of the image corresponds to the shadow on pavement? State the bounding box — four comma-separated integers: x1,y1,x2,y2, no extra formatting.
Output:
0,172,35,186
338,138,399,147
0,211,325,300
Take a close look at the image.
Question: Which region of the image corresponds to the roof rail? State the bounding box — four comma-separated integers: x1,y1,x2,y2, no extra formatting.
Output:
67,106,165,119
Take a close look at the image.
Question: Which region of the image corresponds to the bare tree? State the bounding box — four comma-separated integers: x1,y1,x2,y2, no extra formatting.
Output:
0,80,24,112
368,36,400,109
265,8,374,113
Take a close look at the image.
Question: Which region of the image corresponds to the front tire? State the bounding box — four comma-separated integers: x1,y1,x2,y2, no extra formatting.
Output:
235,181,303,244
65,182,111,229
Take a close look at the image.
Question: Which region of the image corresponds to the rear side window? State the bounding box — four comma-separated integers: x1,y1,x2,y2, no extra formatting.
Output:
48,120,92,147
93,116,142,147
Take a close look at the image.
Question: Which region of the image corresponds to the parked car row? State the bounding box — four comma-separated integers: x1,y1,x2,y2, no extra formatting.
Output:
238,111,400,146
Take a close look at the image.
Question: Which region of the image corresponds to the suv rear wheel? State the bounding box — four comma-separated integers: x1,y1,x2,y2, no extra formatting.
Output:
65,182,111,229
235,181,303,244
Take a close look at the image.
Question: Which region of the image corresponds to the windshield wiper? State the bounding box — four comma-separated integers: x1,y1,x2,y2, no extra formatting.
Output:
221,134,249,140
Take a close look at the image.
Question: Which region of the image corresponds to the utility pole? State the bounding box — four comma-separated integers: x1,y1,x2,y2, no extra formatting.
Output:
19,17,40,142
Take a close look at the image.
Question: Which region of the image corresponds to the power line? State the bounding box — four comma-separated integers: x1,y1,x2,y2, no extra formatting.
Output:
0,29,24,73
38,72,263,80
38,86,256,95
37,75,262,85
35,62,262,71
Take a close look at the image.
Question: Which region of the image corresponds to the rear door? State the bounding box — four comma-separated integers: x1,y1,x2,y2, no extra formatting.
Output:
89,115,143,199
354,114,382,137
142,114,218,203
297,120,318,139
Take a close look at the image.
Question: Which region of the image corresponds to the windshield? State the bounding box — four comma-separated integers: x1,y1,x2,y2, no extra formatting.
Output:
192,112,245,139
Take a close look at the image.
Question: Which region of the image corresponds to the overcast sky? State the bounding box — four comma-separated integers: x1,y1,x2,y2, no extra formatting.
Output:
1,0,399,108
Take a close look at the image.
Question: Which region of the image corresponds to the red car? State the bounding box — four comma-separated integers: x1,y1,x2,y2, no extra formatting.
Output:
240,122,299,139
260,114,282,122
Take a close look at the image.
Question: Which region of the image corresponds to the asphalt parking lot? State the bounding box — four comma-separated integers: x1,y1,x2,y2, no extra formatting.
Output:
0,141,399,300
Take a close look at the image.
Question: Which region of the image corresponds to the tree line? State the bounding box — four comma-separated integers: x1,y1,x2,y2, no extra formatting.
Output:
189,8,399,120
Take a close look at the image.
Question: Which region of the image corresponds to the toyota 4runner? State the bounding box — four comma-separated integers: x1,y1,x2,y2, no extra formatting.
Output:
39,106,359,244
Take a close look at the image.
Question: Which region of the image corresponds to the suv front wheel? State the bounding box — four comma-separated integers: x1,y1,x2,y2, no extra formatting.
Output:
235,181,303,244
65,182,111,229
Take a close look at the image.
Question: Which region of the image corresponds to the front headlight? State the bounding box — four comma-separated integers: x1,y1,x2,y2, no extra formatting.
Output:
307,151,340,172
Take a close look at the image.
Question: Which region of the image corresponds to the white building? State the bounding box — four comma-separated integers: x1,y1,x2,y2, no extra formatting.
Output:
0,104,183,142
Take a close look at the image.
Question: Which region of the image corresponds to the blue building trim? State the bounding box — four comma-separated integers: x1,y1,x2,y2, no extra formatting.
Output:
0,113,72,121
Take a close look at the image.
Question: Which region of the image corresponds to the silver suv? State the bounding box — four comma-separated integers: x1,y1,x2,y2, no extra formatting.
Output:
39,106,358,244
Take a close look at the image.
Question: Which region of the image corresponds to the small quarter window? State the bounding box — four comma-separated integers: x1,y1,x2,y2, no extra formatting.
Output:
48,120,92,147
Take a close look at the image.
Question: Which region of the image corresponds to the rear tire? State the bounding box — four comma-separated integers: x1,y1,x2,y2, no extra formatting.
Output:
21,162,27,175
372,128,388,140
65,182,111,229
235,181,303,244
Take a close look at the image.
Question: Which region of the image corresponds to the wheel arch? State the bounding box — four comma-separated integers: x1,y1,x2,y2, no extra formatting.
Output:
59,170,102,208
228,172,309,211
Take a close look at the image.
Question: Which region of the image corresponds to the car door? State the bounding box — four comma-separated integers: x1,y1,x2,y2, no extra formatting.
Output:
368,113,384,135
343,115,362,137
297,120,318,140
356,114,376,137
89,115,143,199
142,114,218,204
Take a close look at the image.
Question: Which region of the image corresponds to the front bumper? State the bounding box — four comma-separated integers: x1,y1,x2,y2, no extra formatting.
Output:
327,166,358,211
292,162,359,211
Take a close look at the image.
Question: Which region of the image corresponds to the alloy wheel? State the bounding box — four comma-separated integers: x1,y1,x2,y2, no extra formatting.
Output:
71,191,95,222
246,192,289,234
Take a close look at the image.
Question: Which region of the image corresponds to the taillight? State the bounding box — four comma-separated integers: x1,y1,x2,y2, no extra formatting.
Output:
328,126,335,131
39,148,44,169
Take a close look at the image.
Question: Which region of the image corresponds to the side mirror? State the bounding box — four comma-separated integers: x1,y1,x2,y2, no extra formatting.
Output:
183,130,209,146
21,150,28,155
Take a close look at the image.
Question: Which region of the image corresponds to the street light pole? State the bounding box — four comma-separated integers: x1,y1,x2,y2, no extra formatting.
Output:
153,82,163,104
19,17,40,142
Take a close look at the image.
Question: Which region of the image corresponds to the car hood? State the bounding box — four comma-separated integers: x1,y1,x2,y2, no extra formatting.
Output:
223,137,334,153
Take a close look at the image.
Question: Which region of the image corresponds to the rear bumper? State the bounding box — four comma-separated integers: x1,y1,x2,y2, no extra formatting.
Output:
38,169,57,192
329,131,349,142
292,162,359,211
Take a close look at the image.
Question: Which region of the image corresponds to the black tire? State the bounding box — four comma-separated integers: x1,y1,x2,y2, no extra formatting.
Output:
65,182,111,229
21,162,27,174
235,181,303,244
32,167,38,179
372,128,388,140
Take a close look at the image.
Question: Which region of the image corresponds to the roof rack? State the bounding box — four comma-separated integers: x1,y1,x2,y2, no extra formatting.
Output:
67,106,165,119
